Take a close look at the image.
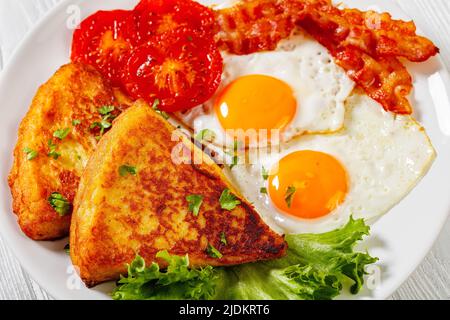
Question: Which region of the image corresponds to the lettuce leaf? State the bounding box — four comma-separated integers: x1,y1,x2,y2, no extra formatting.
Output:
113,217,378,300
112,251,217,300
214,217,378,300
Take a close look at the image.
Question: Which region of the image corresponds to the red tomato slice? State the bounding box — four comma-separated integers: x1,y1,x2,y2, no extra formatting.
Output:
124,30,223,112
133,0,216,40
71,10,138,86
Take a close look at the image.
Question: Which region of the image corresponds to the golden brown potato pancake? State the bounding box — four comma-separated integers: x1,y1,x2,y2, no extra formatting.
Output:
70,101,287,287
8,63,131,240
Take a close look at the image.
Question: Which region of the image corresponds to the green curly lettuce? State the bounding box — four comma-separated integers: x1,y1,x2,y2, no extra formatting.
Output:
113,217,378,300
112,251,217,300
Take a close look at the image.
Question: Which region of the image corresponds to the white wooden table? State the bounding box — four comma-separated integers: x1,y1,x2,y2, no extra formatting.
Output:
0,0,449,300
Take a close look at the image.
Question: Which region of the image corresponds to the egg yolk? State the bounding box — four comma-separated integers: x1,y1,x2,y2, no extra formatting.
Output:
268,150,348,219
214,75,296,142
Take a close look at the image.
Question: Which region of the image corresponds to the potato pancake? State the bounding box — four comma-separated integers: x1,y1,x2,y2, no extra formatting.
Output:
8,63,131,240
70,101,287,287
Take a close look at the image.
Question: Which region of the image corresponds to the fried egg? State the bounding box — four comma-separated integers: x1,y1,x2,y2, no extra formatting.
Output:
224,93,436,234
176,31,354,148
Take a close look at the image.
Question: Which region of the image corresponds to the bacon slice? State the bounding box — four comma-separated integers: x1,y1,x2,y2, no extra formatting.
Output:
336,46,413,115
214,0,304,55
214,0,439,115
340,9,439,62
297,3,415,114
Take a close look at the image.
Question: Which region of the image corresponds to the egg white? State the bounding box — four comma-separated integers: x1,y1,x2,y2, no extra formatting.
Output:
175,31,354,149
224,93,436,234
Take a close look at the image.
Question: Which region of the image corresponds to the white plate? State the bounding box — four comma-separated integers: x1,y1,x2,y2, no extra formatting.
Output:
0,0,449,300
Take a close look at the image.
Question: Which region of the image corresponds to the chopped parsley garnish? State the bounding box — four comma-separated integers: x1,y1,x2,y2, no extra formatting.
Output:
23,147,38,160
91,106,116,139
119,165,137,177
98,105,115,115
206,243,223,259
220,232,227,246
262,166,269,180
48,192,71,216
228,140,240,170
285,185,297,208
64,244,70,255
229,155,238,170
196,129,216,142
47,140,61,160
90,120,112,139
260,187,268,194
53,128,71,140
219,188,241,211
152,99,170,120
186,195,203,216
90,120,112,131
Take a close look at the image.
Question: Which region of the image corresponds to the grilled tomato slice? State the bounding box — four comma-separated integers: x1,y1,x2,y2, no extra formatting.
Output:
71,10,138,86
133,0,216,39
124,30,223,112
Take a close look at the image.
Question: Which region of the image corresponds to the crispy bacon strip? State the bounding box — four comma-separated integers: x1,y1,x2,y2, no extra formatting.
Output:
297,3,415,114
214,0,304,55
340,9,439,62
334,46,413,115
214,0,439,115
